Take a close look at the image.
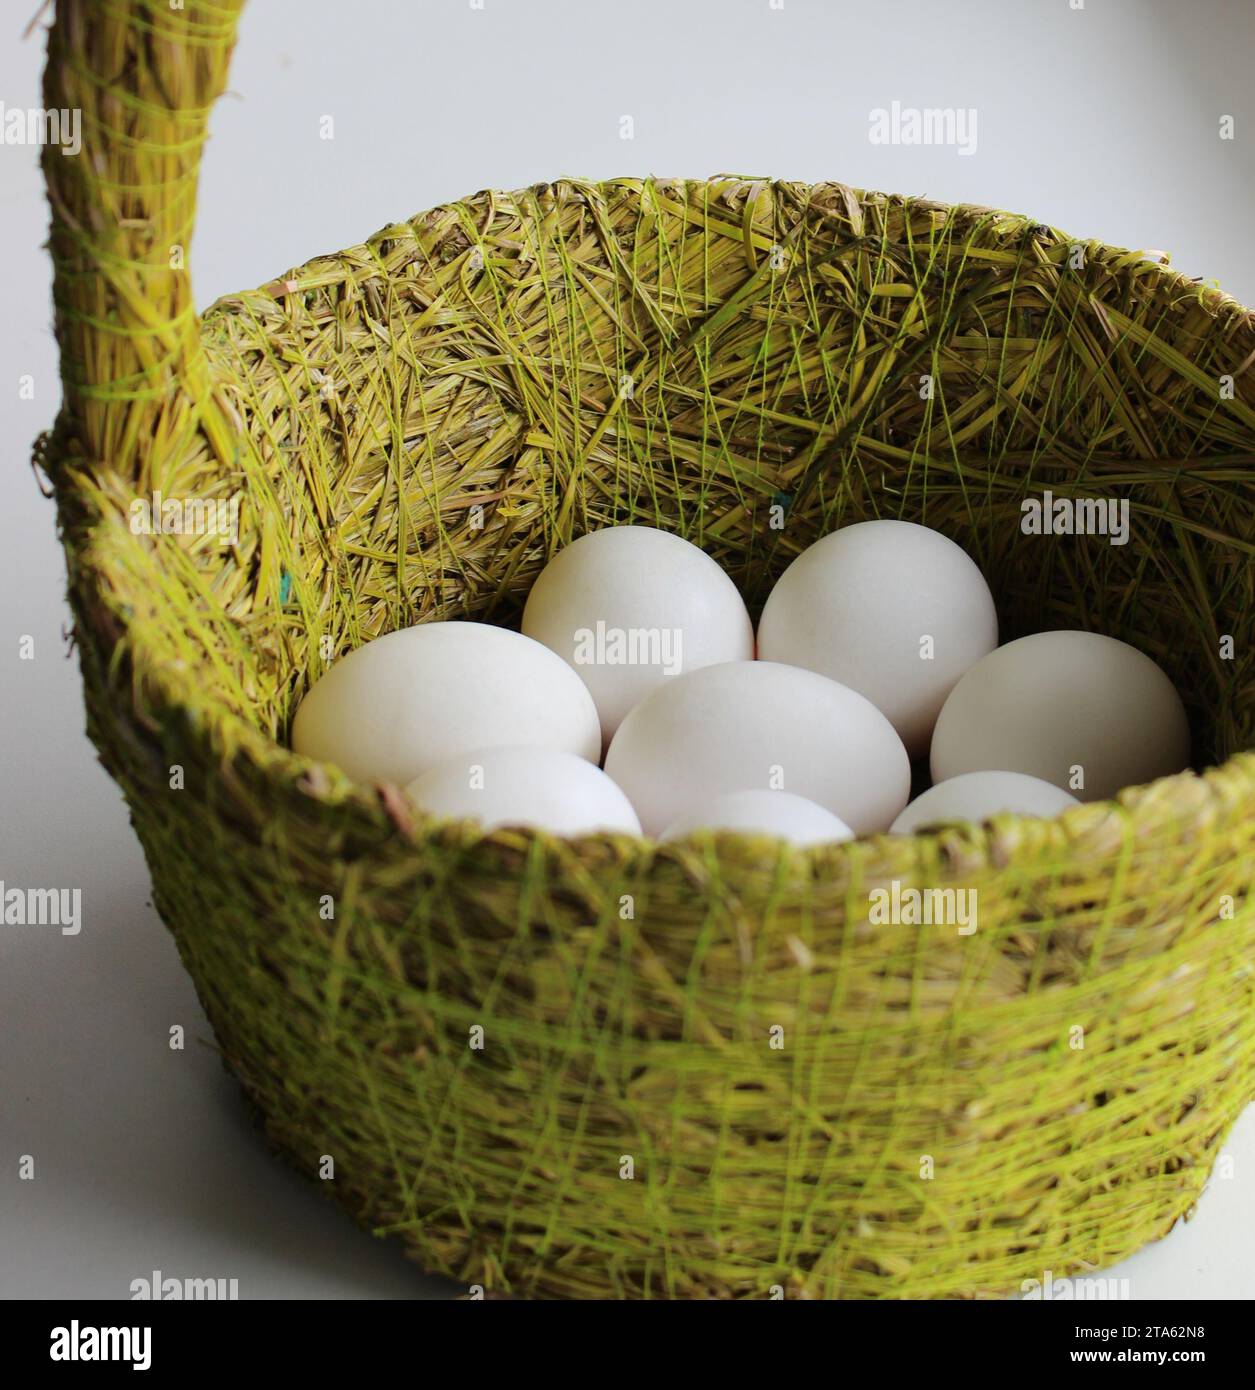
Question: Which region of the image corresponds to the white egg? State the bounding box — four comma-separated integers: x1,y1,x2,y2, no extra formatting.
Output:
890,771,1080,835
660,789,854,847
757,520,998,757
930,630,1191,801
292,621,601,786
405,746,641,836
521,525,754,745
603,660,910,837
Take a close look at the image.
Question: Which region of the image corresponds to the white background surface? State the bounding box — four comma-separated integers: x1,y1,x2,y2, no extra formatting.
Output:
2,0,1253,1299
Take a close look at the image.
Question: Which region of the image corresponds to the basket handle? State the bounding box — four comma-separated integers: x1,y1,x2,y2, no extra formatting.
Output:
42,0,246,476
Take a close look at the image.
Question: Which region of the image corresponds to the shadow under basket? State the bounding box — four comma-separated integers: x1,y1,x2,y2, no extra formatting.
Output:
41,1,1255,1299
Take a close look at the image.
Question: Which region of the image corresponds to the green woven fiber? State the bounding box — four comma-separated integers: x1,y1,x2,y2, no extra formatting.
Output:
38,0,1255,1298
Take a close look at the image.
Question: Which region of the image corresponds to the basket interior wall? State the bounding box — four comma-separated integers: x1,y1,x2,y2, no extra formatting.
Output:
102,181,1254,773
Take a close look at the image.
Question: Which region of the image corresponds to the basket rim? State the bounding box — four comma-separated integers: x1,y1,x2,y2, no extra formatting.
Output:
58,175,1255,875
204,173,1255,330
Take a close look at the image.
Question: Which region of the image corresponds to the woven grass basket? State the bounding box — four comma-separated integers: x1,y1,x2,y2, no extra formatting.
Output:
40,0,1255,1299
